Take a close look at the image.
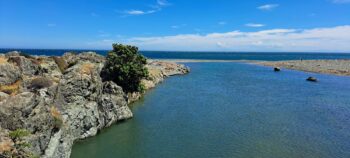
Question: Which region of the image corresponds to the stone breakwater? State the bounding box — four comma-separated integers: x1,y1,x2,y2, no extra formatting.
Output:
255,60,350,76
0,51,189,158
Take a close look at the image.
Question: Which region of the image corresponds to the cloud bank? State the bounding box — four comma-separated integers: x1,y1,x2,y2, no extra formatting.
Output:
122,25,350,52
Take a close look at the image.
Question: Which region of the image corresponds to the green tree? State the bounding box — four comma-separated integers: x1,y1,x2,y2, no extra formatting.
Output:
101,43,148,93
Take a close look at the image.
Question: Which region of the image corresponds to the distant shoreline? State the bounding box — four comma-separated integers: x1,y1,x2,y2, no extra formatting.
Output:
154,59,350,76
149,59,250,63
253,60,350,76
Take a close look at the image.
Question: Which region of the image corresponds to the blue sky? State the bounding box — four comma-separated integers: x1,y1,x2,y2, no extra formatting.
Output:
1,0,350,52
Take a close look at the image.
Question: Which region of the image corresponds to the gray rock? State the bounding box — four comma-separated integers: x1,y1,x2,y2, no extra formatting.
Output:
0,62,21,85
0,53,189,158
0,92,9,101
5,51,21,57
8,56,42,76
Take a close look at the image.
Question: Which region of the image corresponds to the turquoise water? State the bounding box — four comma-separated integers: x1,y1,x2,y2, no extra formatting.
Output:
71,62,350,158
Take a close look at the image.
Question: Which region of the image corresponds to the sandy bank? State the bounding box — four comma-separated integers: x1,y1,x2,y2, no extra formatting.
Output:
254,60,350,76
149,59,248,63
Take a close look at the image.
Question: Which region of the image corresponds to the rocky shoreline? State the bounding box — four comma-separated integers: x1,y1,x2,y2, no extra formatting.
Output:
255,60,350,76
0,51,189,158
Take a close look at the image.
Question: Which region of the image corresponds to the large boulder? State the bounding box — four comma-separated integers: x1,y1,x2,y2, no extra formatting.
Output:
45,61,132,157
0,62,21,85
0,92,37,130
8,56,42,76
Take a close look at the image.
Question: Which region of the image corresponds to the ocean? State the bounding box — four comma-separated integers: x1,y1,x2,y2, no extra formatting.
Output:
1,48,350,61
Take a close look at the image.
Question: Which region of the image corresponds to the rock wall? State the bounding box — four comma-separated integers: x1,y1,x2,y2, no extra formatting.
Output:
0,52,189,158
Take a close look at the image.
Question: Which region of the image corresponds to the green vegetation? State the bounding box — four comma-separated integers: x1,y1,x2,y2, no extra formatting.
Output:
9,129,30,141
101,43,148,93
7,129,38,158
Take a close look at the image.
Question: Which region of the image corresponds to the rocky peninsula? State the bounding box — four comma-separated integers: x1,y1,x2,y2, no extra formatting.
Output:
255,60,350,76
0,51,189,158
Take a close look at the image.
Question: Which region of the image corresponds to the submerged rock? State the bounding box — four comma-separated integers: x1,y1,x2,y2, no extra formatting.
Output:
306,77,318,82
274,67,281,72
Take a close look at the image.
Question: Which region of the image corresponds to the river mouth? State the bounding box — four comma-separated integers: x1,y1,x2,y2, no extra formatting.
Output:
71,62,350,158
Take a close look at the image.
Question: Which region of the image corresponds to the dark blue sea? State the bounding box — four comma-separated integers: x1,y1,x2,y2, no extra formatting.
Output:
1,48,350,61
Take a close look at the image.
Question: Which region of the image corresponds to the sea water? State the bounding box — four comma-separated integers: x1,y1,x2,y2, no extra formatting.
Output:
1,48,350,61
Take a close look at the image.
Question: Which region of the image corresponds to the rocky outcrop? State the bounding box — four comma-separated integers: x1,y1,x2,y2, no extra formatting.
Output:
0,52,189,158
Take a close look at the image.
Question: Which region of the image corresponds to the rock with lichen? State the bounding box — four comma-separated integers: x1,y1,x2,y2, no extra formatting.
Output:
0,51,189,158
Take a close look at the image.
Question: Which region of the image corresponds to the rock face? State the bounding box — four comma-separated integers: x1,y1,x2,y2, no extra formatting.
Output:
0,52,189,158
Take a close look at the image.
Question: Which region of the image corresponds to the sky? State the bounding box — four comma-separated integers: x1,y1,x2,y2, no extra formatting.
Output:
1,0,350,52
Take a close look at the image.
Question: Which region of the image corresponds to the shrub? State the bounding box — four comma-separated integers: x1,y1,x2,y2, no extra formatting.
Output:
101,43,149,93
29,77,53,90
53,56,68,73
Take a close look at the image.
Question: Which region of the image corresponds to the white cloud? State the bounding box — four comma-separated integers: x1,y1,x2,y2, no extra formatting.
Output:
125,10,146,15
332,0,350,3
122,25,350,52
122,0,171,16
157,0,171,6
257,4,279,11
245,23,265,27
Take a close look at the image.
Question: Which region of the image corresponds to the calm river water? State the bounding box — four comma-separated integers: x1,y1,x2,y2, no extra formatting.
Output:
71,62,350,158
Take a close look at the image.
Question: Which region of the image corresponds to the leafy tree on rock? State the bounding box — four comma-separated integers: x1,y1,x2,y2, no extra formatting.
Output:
101,43,148,93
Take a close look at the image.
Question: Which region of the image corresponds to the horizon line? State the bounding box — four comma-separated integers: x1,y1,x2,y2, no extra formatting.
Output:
0,47,350,54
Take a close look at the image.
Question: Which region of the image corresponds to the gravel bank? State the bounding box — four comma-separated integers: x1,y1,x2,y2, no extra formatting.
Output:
255,60,350,76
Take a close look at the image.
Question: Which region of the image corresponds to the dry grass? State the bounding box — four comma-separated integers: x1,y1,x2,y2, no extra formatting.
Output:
0,57,8,64
80,63,94,75
50,106,61,119
147,68,162,80
0,80,21,95
50,106,63,129
0,138,14,154
53,56,68,73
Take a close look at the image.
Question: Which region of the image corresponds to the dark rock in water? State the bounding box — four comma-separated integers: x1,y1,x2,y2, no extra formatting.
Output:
306,77,317,82
274,67,281,72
